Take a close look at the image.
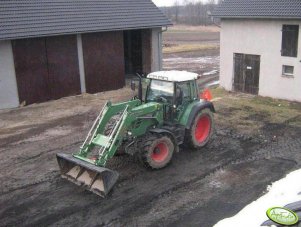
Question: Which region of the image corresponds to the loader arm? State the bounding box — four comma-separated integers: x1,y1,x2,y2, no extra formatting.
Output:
92,102,164,166
57,101,163,197
78,99,141,157
74,101,164,167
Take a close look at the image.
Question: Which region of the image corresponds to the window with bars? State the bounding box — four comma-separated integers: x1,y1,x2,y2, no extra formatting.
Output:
281,25,299,57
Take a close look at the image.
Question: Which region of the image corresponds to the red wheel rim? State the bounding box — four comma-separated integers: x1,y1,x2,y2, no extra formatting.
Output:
195,115,211,143
151,142,169,162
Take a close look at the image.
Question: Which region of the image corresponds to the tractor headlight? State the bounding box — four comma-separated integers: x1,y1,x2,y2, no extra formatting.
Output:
127,131,132,136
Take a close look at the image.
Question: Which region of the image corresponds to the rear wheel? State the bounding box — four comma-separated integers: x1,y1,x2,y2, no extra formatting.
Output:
139,134,174,169
185,108,214,149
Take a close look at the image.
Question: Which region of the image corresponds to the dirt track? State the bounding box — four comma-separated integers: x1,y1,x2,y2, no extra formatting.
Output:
1,85,301,226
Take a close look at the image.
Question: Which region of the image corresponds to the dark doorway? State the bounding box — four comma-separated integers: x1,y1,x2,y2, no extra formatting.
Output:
233,53,260,94
82,31,125,94
124,30,143,75
12,35,81,105
124,29,152,75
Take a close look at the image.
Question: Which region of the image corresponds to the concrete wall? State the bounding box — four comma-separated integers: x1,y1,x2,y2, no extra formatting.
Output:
220,19,301,101
76,34,86,93
151,27,163,71
0,41,19,109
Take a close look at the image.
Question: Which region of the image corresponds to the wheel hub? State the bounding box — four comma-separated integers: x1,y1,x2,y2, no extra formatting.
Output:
151,142,169,163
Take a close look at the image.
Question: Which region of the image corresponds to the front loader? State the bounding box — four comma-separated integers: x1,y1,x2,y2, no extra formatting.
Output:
57,70,215,197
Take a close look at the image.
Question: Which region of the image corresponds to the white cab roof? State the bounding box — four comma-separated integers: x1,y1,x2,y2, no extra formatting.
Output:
147,71,199,82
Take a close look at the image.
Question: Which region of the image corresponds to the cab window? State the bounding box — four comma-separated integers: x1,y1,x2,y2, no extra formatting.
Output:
146,80,174,102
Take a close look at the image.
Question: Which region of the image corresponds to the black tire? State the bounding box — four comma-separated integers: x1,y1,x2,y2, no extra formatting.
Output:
139,134,174,169
184,108,214,149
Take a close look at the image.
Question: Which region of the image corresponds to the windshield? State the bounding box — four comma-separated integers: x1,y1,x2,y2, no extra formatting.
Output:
146,80,174,102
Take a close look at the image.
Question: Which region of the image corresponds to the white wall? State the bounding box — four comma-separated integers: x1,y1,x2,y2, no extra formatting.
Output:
151,27,163,71
220,19,301,102
0,41,19,109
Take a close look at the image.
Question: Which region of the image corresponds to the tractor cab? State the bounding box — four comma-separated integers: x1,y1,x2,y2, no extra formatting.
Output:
146,71,199,105
145,71,200,120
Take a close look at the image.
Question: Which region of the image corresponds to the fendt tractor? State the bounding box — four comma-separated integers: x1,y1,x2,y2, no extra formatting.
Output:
57,70,215,197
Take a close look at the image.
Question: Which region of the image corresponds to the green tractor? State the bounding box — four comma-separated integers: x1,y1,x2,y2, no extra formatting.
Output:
57,70,215,197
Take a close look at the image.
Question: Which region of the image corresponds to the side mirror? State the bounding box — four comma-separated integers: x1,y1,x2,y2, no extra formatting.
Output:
130,81,136,91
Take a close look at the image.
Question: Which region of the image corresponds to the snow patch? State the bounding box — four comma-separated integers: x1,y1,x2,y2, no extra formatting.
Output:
203,70,219,76
214,169,301,227
163,56,220,64
207,80,220,87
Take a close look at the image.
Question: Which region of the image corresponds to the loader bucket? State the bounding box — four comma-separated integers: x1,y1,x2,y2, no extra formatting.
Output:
56,153,119,197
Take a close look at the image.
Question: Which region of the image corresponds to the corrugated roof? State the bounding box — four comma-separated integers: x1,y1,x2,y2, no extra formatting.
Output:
212,0,301,19
0,0,172,41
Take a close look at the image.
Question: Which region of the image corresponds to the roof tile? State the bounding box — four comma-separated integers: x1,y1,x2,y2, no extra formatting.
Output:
212,0,301,19
0,0,172,40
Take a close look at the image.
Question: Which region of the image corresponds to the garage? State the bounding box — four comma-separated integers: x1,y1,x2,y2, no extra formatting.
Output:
12,35,81,105
0,0,171,110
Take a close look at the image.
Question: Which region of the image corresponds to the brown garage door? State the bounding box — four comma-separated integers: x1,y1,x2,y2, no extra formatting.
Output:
82,31,125,94
46,35,81,100
12,38,50,104
12,35,81,105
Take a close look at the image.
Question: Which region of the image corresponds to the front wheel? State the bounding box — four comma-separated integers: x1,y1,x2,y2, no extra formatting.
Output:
139,134,174,169
185,108,214,149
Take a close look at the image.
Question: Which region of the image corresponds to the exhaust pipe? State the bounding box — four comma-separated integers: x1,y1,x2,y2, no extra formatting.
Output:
56,153,119,197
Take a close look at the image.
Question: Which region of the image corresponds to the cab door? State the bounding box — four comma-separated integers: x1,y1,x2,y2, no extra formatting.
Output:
174,82,192,120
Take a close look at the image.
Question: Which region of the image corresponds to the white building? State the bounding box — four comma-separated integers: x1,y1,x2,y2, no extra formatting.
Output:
213,0,301,102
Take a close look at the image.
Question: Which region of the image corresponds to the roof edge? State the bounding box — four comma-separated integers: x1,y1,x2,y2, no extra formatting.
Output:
0,24,173,41
212,15,301,20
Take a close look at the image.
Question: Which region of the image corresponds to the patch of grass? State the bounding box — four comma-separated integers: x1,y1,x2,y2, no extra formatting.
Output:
210,87,301,133
163,43,219,54
211,87,228,99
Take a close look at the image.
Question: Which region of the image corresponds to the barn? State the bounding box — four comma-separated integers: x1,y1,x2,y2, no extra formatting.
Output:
213,0,301,102
0,0,172,109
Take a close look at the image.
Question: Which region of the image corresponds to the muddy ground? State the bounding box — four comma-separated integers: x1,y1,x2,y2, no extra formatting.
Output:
1,27,301,226
1,86,300,227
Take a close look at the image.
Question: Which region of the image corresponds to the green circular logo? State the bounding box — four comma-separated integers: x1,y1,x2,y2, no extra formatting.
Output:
266,207,299,226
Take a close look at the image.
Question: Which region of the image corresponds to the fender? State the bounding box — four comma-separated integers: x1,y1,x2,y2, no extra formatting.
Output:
149,128,180,152
186,101,215,129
